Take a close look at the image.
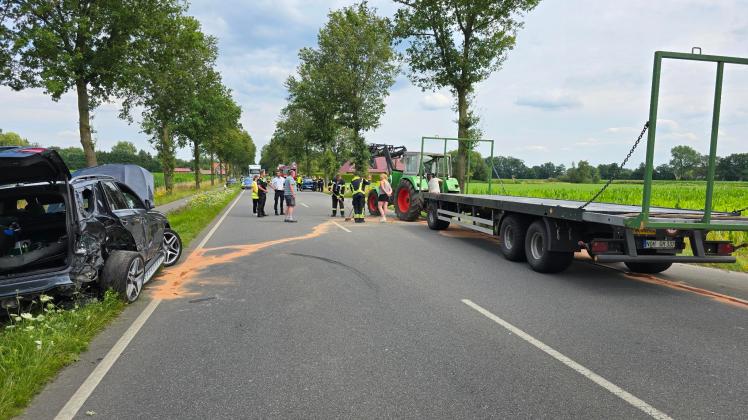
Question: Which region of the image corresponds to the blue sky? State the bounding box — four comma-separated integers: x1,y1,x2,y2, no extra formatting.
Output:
1,0,746,167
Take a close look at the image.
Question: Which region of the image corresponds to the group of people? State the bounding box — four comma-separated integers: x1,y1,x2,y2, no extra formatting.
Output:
250,169,301,222
250,170,440,225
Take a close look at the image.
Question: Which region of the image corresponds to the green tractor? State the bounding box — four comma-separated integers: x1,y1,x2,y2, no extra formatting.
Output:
367,144,460,221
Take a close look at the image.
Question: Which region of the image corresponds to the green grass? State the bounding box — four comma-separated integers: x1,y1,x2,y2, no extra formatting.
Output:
152,172,211,188
167,186,240,247
154,181,220,206
0,186,241,419
466,180,748,272
0,292,125,420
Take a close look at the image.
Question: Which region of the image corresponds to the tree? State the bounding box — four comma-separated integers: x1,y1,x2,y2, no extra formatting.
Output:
487,156,529,179
564,160,599,184
449,149,488,180
1,0,180,167
669,145,703,180
175,72,241,188
120,14,217,193
717,153,748,181
0,129,30,146
313,3,398,176
395,0,541,188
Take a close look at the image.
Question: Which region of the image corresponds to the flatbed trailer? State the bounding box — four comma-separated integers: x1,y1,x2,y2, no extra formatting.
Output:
417,50,748,274
423,192,748,273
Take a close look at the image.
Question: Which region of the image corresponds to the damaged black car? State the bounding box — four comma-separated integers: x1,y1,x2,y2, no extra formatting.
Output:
0,147,182,305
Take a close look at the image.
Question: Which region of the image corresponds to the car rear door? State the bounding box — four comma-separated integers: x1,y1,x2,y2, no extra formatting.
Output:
117,182,162,261
100,181,148,255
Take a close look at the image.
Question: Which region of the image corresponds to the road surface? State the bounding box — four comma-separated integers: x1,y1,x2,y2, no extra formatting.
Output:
25,191,748,419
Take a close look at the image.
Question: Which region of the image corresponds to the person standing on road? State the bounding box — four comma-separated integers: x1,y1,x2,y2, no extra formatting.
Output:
377,173,392,223
350,174,371,223
330,175,346,217
257,170,268,217
251,175,259,214
284,169,298,223
270,171,285,215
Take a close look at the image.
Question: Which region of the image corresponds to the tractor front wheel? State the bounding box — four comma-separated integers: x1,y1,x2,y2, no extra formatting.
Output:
395,180,423,221
368,190,380,216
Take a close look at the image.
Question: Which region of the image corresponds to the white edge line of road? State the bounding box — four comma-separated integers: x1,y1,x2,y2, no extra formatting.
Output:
461,299,673,420
332,220,352,233
55,190,245,420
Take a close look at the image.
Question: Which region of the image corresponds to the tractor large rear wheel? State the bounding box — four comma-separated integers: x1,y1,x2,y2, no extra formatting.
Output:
368,190,380,216
395,180,422,221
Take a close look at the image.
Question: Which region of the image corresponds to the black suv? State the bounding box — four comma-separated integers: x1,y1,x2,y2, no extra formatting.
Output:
0,147,182,304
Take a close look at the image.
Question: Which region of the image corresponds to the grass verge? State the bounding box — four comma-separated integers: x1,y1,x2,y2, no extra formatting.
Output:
154,181,222,206
166,186,240,247
0,186,240,419
0,292,125,420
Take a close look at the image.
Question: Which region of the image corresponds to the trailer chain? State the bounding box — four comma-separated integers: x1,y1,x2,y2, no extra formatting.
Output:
579,121,649,210
730,205,748,216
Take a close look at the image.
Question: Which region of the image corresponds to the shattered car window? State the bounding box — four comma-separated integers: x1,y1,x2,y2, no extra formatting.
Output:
101,181,129,210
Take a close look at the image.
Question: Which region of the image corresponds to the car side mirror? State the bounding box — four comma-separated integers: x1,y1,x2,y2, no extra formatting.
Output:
145,200,154,210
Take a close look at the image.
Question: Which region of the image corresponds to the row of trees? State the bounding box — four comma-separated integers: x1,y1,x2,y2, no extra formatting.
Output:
261,0,541,187
473,145,748,183
0,1,255,192
261,3,398,179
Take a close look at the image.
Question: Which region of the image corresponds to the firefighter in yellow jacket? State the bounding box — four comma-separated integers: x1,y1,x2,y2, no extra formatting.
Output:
350,174,371,223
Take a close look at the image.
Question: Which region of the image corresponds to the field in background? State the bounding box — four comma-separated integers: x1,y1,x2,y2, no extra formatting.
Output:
152,173,224,206
152,172,211,188
465,180,748,272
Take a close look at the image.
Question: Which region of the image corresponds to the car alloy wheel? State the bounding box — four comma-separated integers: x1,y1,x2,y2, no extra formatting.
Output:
163,230,181,266
126,257,145,302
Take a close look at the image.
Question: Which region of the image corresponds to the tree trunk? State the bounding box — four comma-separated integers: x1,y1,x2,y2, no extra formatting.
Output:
210,153,215,186
218,160,224,182
455,87,470,192
193,141,201,189
76,79,97,167
159,125,175,194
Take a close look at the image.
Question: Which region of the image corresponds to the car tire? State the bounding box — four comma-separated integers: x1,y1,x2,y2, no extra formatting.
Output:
499,215,530,262
624,262,672,274
162,228,182,267
524,220,574,273
101,251,145,303
426,202,449,230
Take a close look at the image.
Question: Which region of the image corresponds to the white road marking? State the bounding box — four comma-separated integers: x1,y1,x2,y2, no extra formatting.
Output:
55,190,244,420
462,299,673,420
332,220,352,232
55,299,160,420
301,202,310,208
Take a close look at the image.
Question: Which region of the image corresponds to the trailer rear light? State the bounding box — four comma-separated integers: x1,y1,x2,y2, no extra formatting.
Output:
717,243,734,256
591,241,609,253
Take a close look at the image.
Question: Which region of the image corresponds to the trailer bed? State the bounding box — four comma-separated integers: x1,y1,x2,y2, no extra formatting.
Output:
423,193,748,228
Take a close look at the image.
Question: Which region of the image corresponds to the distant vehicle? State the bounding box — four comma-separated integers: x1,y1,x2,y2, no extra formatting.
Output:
301,177,315,191
0,150,182,305
241,178,253,189
226,177,237,186
248,164,261,176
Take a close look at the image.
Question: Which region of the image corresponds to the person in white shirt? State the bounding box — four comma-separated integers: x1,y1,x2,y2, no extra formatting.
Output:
270,171,286,215
427,173,441,193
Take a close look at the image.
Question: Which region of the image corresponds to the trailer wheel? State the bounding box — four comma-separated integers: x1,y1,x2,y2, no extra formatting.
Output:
524,220,574,273
624,262,672,274
395,180,423,221
368,190,380,216
426,202,450,230
499,215,530,261
100,251,145,303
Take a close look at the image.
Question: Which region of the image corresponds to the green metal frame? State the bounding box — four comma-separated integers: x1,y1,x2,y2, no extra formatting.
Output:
631,50,748,231
420,136,495,194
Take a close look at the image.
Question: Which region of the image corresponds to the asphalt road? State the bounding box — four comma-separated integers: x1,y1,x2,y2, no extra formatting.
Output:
26,191,748,419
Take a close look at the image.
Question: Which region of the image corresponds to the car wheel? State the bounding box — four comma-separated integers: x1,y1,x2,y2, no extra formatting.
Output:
162,228,183,267
101,251,145,302
524,220,574,273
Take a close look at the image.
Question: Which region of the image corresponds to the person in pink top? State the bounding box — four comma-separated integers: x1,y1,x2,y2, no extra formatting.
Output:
377,173,393,222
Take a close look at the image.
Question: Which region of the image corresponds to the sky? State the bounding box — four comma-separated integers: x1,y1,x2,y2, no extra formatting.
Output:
1,0,747,167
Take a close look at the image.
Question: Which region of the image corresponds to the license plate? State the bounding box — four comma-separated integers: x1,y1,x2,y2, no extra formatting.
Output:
642,240,675,249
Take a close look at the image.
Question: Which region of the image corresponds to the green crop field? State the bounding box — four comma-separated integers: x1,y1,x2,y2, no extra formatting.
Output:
152,172,211,188
465,180,748,272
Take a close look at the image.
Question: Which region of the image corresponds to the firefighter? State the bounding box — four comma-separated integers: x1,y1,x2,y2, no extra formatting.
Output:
350,173,371,223
330,175,346,217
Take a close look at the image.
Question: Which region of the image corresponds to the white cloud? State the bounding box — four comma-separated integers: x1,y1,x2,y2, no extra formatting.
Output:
515,91,582,111
419,92,452,111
